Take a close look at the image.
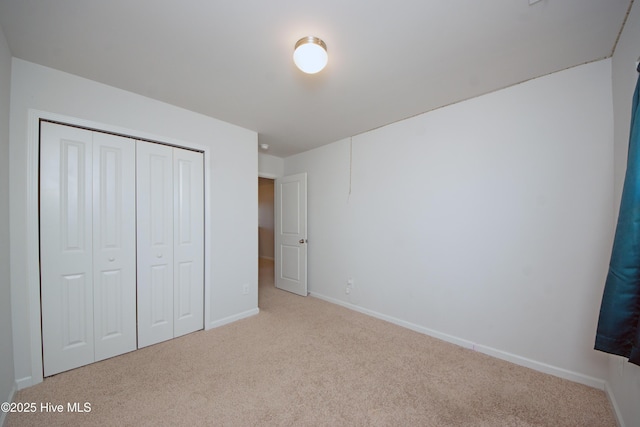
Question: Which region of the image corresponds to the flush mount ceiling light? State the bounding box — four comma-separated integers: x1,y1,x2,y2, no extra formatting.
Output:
293,36,328,74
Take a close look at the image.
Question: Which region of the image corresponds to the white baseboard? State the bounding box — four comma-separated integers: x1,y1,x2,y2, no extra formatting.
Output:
310,292,475,348
15,376,33,390
309,291,606,390
1,383,16,427
475,344,605,389
604,381,626,427
207,308,260,330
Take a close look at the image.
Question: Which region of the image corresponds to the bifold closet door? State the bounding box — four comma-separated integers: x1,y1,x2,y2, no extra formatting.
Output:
41,122,136,376
137,141,204,348
41,123,93,376
92,131,137,362
173,148,204,337
137,141,174,348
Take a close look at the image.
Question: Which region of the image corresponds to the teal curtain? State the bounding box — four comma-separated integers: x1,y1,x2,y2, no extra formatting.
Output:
595,69,640,365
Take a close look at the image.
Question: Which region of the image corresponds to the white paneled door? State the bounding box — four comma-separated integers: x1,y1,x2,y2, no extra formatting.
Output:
41,122,137,376
92,132,137,362
275,173,308,296
137,141,204,348
173,148,204,338
136,141,175,347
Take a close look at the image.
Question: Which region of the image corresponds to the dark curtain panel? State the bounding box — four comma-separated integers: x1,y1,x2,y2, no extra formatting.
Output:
595,69,640,365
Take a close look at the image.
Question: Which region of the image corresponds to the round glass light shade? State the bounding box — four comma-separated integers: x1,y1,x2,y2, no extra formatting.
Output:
293,36,328,74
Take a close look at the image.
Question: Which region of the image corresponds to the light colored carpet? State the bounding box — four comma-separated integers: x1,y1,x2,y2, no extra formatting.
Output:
7,259,616,426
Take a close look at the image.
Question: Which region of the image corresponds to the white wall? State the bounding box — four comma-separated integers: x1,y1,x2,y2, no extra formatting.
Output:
9,59,258,387
607,0,640,424
258,178,275,259
259,152,284,178
285,60,613,386
0,21,16,425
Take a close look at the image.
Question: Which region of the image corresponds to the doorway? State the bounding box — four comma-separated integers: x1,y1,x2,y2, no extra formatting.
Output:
258,177,275,302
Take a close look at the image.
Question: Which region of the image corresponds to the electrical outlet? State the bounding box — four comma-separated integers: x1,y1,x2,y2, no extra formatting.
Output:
346,277,354,294
243,284,249,295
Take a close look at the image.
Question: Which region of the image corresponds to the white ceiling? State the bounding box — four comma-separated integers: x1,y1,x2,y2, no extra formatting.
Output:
0,0,632,157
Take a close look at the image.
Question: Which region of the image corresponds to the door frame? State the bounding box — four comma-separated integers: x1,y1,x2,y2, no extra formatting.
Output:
22,109,212,387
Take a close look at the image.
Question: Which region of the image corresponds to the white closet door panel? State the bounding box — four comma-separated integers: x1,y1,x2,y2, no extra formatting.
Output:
41,122,95,376
92,132,137,361
173,148,204,337
137,140,174,348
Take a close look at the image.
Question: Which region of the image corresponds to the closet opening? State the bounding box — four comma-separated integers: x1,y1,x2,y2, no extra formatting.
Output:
39,119,206,376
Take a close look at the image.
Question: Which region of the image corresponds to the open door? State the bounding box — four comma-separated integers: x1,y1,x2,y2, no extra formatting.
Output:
275,173,307,296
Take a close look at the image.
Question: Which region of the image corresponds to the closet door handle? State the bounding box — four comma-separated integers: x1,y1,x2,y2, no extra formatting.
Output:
156,253,163,258
108,257,115,262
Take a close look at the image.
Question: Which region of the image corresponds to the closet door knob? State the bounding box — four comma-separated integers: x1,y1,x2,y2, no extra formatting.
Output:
156,253,163,258
108,257,115,262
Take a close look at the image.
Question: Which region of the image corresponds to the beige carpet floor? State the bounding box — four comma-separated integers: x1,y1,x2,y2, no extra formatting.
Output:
7,259,616,426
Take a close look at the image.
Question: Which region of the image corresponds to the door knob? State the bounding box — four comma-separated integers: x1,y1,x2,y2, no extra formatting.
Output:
299,239,307,244
108,257,115,262
157,253,163,258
